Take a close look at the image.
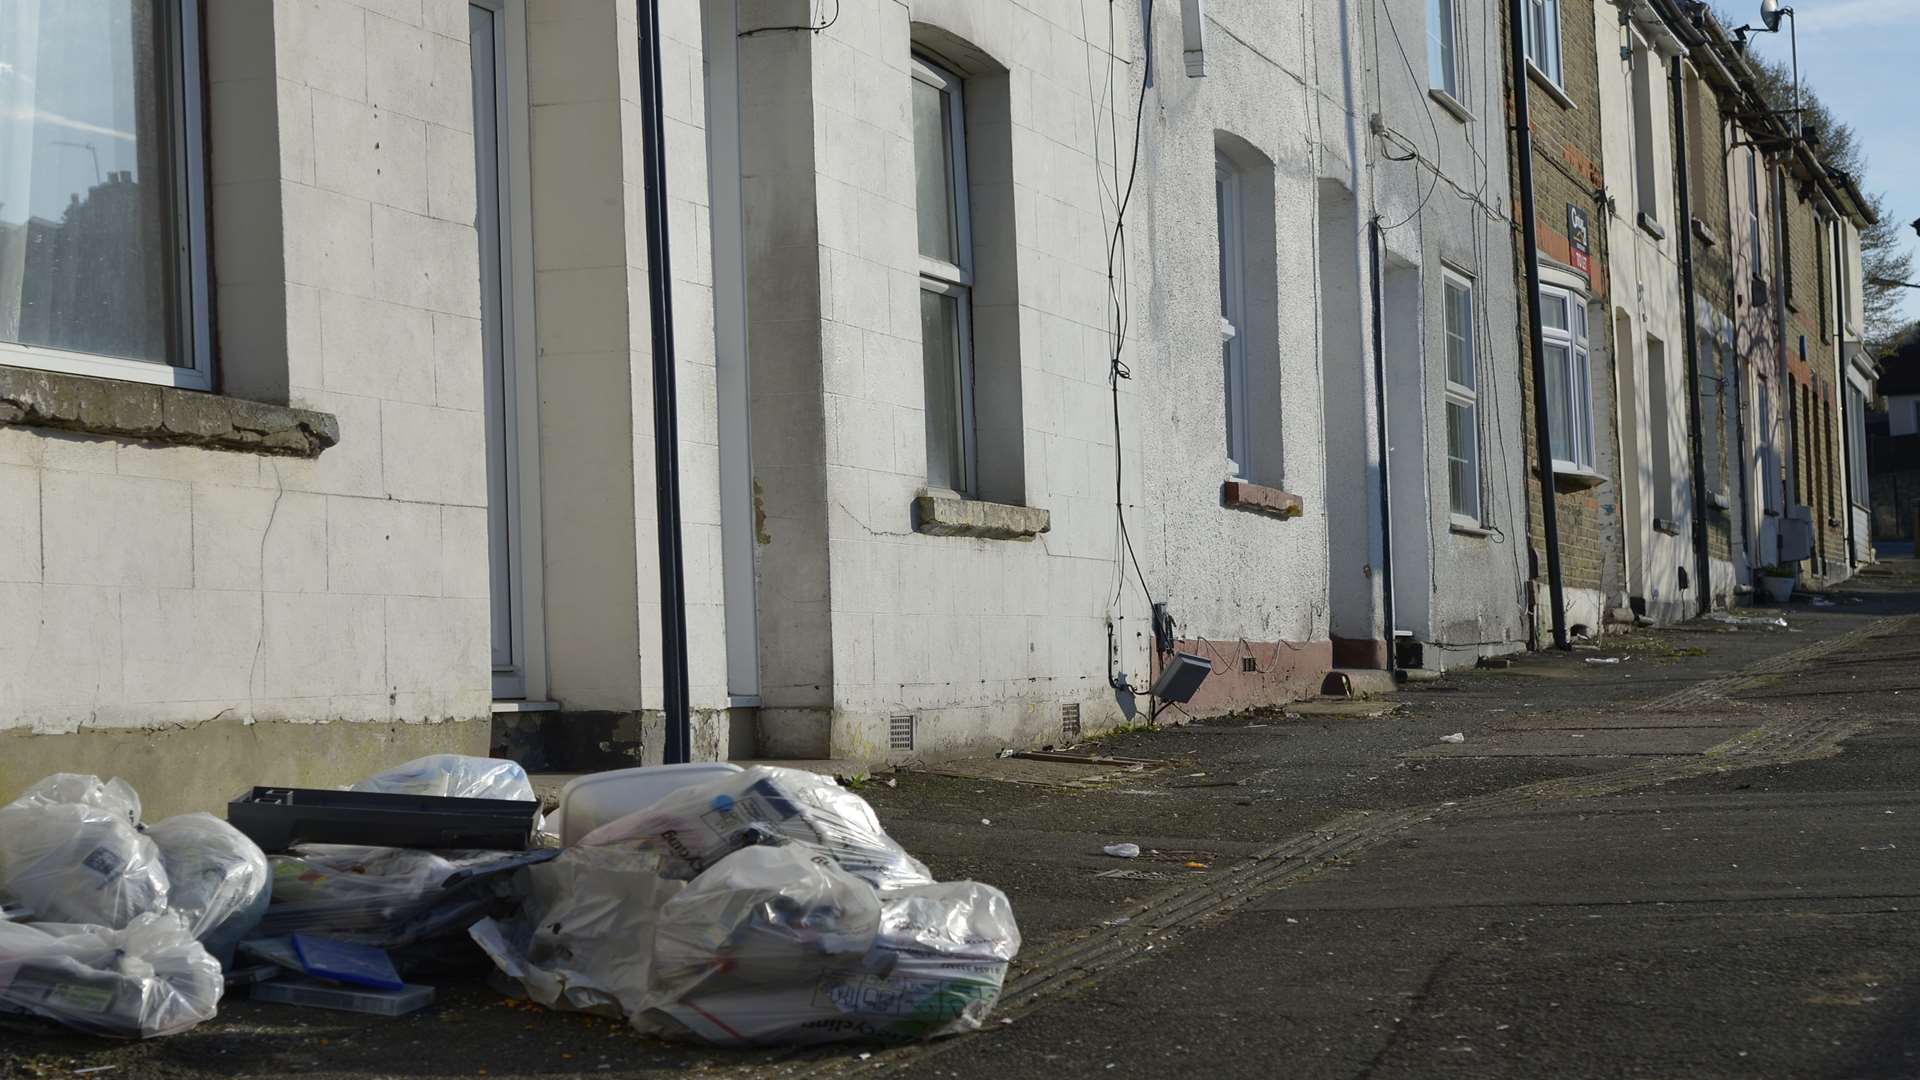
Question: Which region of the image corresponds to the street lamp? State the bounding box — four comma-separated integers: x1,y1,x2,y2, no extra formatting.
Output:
1735,0,1800,140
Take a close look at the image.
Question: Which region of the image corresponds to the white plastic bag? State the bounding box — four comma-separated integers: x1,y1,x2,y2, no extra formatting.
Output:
351,754,537,802
469,845,685,1018
0,912,222,1038
638,846,1020,1046
147,813,271,966
0,780,168,929
579,766,933,890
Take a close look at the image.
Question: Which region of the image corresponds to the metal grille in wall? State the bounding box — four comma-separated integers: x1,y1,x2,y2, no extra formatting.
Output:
889,714,915,751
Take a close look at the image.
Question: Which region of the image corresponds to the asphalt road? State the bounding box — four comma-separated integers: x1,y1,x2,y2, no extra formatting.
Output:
6,563,1918,1079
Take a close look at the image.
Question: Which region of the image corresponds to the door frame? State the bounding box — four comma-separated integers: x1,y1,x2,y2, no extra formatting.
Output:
473,0,547,703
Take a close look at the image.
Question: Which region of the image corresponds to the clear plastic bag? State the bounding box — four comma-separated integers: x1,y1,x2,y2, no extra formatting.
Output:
7,774,143,825
578,766,932,890
0,781,168,929
147,814,271,966
350,754,538,802
638,846,1021,1046
469,846,685,1018
0,912,223,1038
258,844,547,948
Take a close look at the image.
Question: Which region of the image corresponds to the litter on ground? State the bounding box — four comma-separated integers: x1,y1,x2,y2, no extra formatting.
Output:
0,758,1020,1047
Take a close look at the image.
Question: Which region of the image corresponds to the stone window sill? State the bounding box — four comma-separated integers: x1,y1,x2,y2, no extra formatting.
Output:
1223,479,1303,520
1691,217,1719,248
911,494,1050,541
0,366,338,457
1428,88,1474,124
1653,517,1682,536
1552,462,1606,491
1528,62,1575,110
1449,516,1492,538
1637,212,1666,242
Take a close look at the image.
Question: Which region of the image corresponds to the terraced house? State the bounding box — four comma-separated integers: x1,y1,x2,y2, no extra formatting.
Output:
0,0,1883,808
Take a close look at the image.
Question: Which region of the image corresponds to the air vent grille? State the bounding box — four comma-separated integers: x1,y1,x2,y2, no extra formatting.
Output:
1241,656,1258,673
888,714,914,751
1061,703,1082,739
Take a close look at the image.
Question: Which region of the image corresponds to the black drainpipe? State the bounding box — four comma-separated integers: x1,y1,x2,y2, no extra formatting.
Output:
1367,220,1396,672
1834,220,1858,569
1670,56,1713,616
1506,0,1569,649
639,0,692,764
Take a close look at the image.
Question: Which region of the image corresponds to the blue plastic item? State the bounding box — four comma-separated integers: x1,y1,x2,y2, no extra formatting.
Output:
290,934,405,991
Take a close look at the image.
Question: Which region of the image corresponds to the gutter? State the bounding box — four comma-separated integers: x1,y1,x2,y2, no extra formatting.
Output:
638,0,693,763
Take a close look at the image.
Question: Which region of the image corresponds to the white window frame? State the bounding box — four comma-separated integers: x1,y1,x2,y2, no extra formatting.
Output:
912,55,977,497
1746,150,1763,276
1216,154,1249,479
1523,0,1563,87
1540,283,1595,473
0,1,213,391
1442,270,1480,526
1427,0,1460,100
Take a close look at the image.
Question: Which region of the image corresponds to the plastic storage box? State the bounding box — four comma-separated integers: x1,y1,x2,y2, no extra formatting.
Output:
252,978,435,1016
227,786,541,851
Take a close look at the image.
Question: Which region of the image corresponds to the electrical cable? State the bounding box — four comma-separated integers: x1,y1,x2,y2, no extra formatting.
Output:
737,0,838,37
1373,0,1444,232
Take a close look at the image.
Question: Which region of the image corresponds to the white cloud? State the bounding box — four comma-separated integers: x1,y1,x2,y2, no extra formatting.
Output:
1800,0,1913,33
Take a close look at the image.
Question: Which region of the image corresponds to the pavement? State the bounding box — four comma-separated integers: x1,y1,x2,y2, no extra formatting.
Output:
6,562,1920,1079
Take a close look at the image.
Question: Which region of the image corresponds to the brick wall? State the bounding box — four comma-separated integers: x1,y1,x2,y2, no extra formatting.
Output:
1507,0,1625,635
1781,179,1849,583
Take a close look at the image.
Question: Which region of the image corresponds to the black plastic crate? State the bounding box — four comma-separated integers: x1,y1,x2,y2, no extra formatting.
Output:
228,787,540,852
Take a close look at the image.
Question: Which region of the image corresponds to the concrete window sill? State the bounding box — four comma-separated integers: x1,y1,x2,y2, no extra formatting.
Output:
911,494,1050,541
1428,88,1474,124
0,365,338,457
1528,62,1575,110
1552,462,1606,491
1653,517,1682,536
1223,479,1303,520
1449,517,1492,538
1637,212,1666,242
1691,217,1719,248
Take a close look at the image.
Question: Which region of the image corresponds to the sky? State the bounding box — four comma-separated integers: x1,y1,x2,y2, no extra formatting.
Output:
1735,0,1920,325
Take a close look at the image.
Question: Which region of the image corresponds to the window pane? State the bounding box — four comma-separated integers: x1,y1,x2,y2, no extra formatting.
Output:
1445,281,1472,388
1429,0,1456,96
1447,399,1477,518
911,76,955,264
1573,344,1593,466
1544,342,1571,462
1540,290,1567,331
920,288,966,491
0,0,183,365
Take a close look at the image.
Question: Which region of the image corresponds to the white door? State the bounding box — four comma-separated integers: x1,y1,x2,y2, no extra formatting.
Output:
472,1,533,700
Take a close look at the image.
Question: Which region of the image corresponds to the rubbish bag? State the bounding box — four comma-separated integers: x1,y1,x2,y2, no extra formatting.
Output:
578,766,933,890
258,844,549,948
351,753,551,839
0,779,168,929
639,845,1021,1046
468,846,685,1018
351,754,537,802
650,845,882,992
147,814,271,966
0,912,222,1038
7,774,143,825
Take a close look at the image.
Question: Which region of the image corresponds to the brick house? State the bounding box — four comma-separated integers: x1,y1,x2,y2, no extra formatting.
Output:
1505,0,1630,641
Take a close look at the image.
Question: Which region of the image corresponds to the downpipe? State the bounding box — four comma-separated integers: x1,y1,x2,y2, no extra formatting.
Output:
639,0,692,763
